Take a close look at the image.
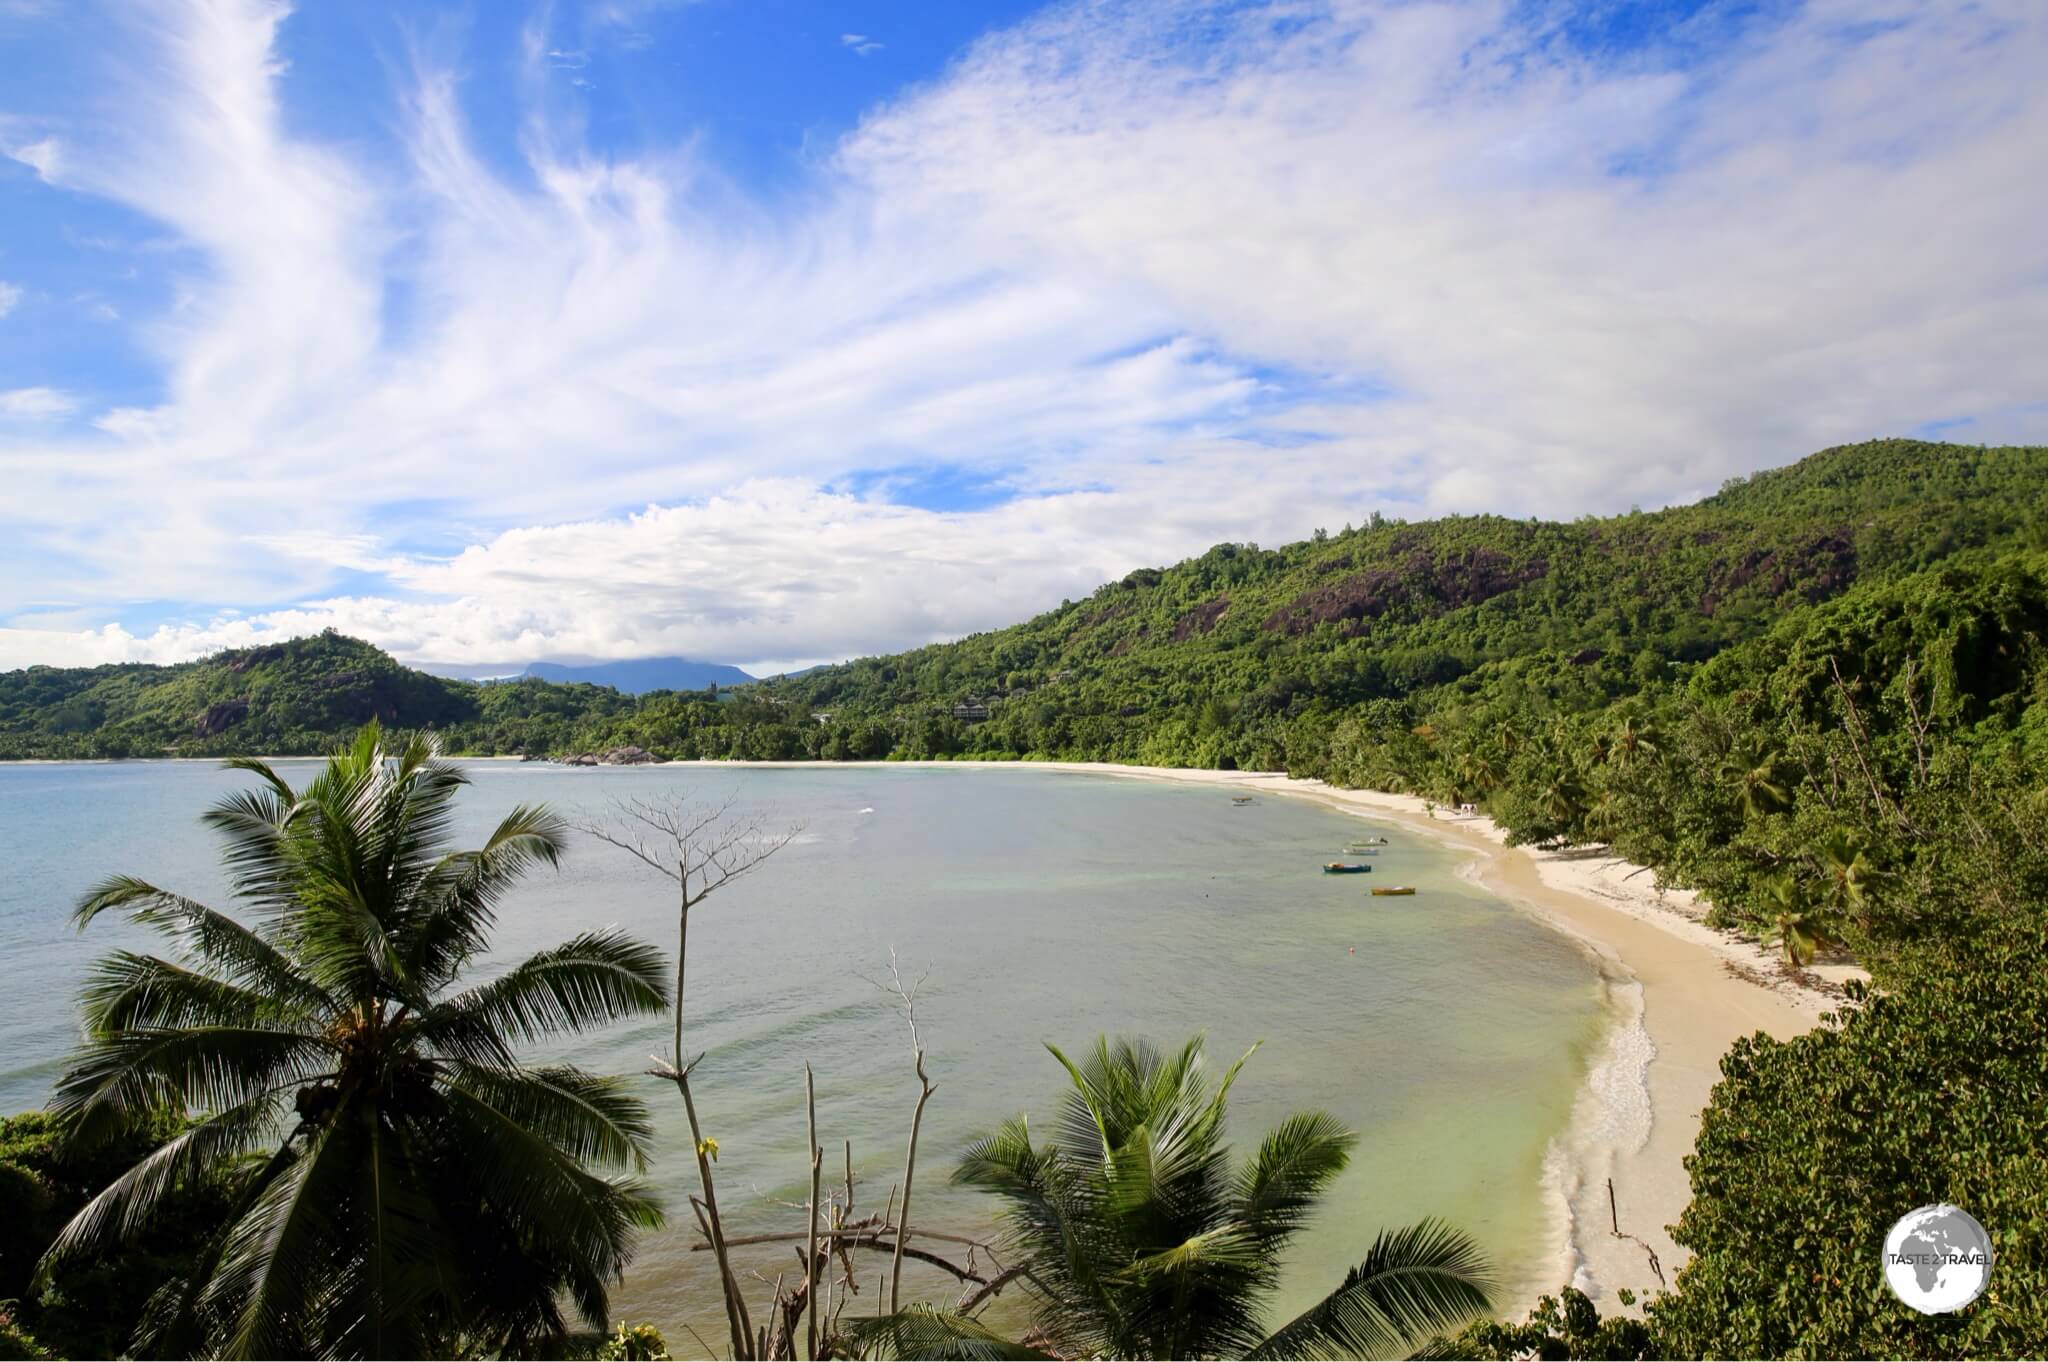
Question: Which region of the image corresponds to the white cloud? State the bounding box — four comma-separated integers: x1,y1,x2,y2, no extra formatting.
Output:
2,0,2046,672
846,0,2048,514
4,135,62,181
0,386,76,419
0,281,19,317
842,33,883,56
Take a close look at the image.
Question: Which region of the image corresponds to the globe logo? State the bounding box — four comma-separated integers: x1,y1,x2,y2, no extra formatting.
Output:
1884,1204,1993,1314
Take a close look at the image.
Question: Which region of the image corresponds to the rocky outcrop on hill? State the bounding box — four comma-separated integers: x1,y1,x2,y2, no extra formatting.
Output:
194,698,250,736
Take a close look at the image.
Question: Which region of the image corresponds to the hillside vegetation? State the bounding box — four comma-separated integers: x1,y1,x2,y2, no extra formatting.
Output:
6,438,2048,1353
0,632,642,760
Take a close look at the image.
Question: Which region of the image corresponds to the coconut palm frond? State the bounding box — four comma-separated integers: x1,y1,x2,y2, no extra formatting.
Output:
1248,1219,1495,1360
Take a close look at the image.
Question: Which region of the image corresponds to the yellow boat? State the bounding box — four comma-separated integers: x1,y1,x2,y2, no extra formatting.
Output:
1371,886,1416,896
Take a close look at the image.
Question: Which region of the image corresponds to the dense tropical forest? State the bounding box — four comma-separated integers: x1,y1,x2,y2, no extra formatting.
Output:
5,437,2048,1356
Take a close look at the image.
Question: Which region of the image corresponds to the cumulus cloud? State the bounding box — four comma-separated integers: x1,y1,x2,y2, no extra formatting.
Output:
0,456,1377,670
848,0,2048,512
2,0,2046,672
0,280,19,317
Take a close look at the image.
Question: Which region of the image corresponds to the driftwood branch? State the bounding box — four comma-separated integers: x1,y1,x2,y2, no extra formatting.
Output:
1607,1177,1665,1290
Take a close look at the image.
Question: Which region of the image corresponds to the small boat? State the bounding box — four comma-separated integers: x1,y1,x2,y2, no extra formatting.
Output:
1231,795,1255,805
1371,886,1416,896
1354,835,1389,846
1322,863,1372,875
1342,847,1382,856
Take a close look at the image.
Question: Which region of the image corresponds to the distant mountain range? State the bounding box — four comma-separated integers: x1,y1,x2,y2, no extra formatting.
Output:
519,658,756,694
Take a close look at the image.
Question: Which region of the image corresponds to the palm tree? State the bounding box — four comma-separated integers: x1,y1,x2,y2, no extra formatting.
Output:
1719,744,1791,820
1759,873,1831,968
1607,717,1659,769
1453,749,1504,798
1584,788,1628,843
1813,830,1888,922
851,1037,1493,1360
1541,770,1587,841
39,726,670,1359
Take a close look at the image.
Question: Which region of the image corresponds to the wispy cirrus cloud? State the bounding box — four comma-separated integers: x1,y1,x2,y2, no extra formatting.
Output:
1,0,2045,672
0,386,76,418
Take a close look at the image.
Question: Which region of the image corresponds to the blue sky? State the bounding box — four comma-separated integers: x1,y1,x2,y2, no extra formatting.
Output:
1,0,2044,671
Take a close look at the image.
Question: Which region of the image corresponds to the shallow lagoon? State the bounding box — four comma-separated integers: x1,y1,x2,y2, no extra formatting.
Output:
0,760,1608,1335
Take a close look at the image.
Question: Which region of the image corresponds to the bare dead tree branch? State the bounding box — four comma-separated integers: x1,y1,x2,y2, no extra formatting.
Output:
805,1064,822,1361
956,1262,1034,1314
862,949,940,1316
1900,657,1932,785
579,791,800,1361
696,1221,997,1256
1827,656,1919,837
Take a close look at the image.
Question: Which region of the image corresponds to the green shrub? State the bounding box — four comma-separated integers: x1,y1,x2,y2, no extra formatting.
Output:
0,1111,236,1360
1648,936,2048,1358
596,1321,671,1360
1448,1286,1654,1360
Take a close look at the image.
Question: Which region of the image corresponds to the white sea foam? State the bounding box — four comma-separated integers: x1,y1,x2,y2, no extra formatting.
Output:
1539,975,1656,1295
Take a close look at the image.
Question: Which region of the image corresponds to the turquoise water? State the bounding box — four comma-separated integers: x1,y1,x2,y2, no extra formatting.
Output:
0,761,1607,1339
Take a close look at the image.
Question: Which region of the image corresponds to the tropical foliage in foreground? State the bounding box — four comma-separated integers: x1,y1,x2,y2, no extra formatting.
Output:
851,1036,1494,1360
1,1109,238,1360
1647,931,2048,1358
36,727,670,1358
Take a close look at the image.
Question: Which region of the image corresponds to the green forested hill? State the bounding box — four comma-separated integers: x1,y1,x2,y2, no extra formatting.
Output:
0,631,641,760
772,438,2048,763
0,632,476,758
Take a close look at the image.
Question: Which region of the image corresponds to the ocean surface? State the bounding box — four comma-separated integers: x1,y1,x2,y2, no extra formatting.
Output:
0,760,1610,1339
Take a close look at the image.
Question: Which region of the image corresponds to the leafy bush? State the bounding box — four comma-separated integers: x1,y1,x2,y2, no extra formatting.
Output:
1648,936,2048,1358
0,1111,235,1360
596,1322,672,1360
1447,1286,1654,1360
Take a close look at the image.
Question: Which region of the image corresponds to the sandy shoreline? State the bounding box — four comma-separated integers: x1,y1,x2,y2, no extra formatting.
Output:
678,757,1851,1310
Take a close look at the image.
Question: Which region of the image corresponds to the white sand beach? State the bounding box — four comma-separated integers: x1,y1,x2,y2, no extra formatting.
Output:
684,756,1855,1311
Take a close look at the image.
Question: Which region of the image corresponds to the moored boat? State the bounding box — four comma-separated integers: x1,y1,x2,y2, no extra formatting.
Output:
1371,885,1416,896
1231,795,1254,805
1342,847,1382,855
1322,862,1372,874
